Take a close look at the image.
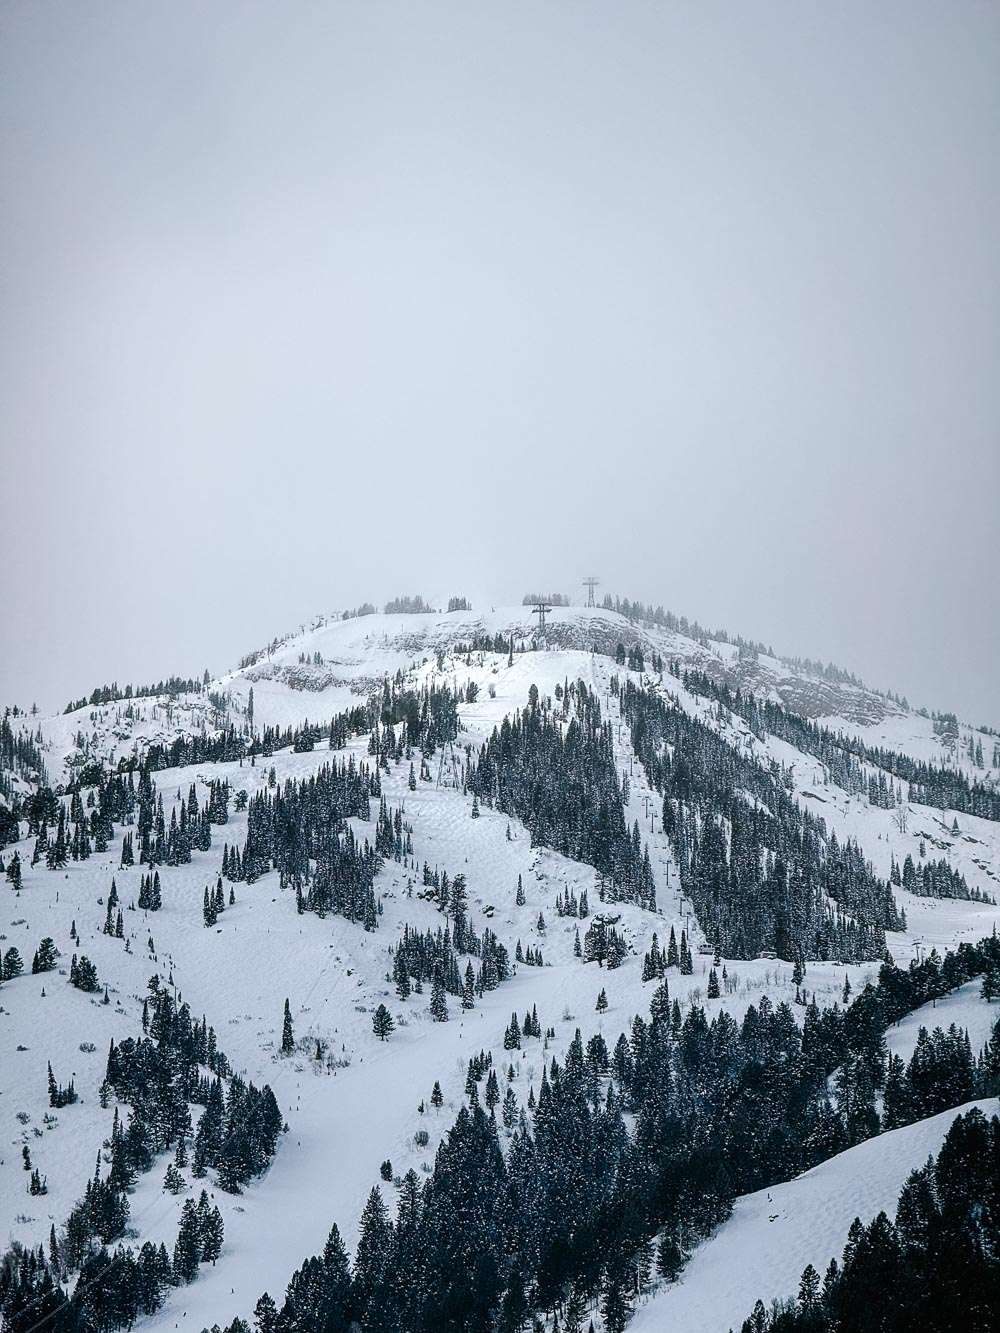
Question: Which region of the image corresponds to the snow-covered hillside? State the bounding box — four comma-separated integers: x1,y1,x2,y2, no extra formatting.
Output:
630,1098,999,1333
23,606,999,789
2,602,999,1333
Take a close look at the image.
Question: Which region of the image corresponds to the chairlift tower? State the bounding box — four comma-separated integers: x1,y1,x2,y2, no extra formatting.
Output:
583,576,599,608
532,602,552,648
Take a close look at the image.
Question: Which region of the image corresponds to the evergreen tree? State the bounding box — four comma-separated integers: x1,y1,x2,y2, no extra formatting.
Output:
70,953,100,992
982,963,1000,1002
281,998,295,1054
163,1164,186,1194
429,966,448,1022
253,1293,278,1333
3,947,23,979
201,1206,225,1265
372,1003,394,1041
353,1186,393,1326
173,1198,201,1282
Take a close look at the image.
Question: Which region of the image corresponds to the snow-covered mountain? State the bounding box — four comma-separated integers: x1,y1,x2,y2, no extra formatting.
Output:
2,600,998,1333
23,604,996,786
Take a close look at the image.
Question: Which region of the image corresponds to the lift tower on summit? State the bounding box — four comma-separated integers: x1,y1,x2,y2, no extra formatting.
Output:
583,576,599,608
532,601,552,649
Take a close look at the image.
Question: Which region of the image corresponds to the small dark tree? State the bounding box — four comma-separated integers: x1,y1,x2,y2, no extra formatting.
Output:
3,947,24,980
429,967,448,1022
70,954,100,992
372,1003,394,1041
281,998,295,1054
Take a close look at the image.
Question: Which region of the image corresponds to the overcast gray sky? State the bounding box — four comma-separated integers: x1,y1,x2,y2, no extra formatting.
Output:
2,1,998,723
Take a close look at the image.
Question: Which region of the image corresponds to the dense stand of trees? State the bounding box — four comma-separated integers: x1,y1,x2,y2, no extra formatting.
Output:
739,1108,1000,1333
618,679,901,961
12,769,220,873
1,1196,227,1333
64,674,208,714
890,852,992,903
451,631,515,657
367,681,461,759
391,921,510,1003
227,758,386,929
1,712,48,802
384,596,435,615
106,979,281,1191
468,682,656,909
202,935,1000,1333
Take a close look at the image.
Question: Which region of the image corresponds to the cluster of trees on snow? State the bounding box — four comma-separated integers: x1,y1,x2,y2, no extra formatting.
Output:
618,678,902,961
451,630,517,657
468,681,657,909
882,1022,985,1127
0,711,48,800
522,592,570,606
738,1107,1000,1333
890,852,993,903
17,781,113,867
64,672,208,714
1,1190,226,1333
101,978,282,1191
682,668,1000,823
339,602,376,621
227,758,390,930
134,775,222,868
201,934,1000,1333
383,595,434,615
599,594,778,662
130,680,459,774
0,802,20,849
415,863,508,963
367,681,461,759
391,920,511,1008
0,930,57,981
614,641,648,672
12,770,224,875
0,980,282,1333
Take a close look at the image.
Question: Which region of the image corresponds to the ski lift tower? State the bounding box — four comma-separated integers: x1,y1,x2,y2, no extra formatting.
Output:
532,601,552,649
583,576,599,608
